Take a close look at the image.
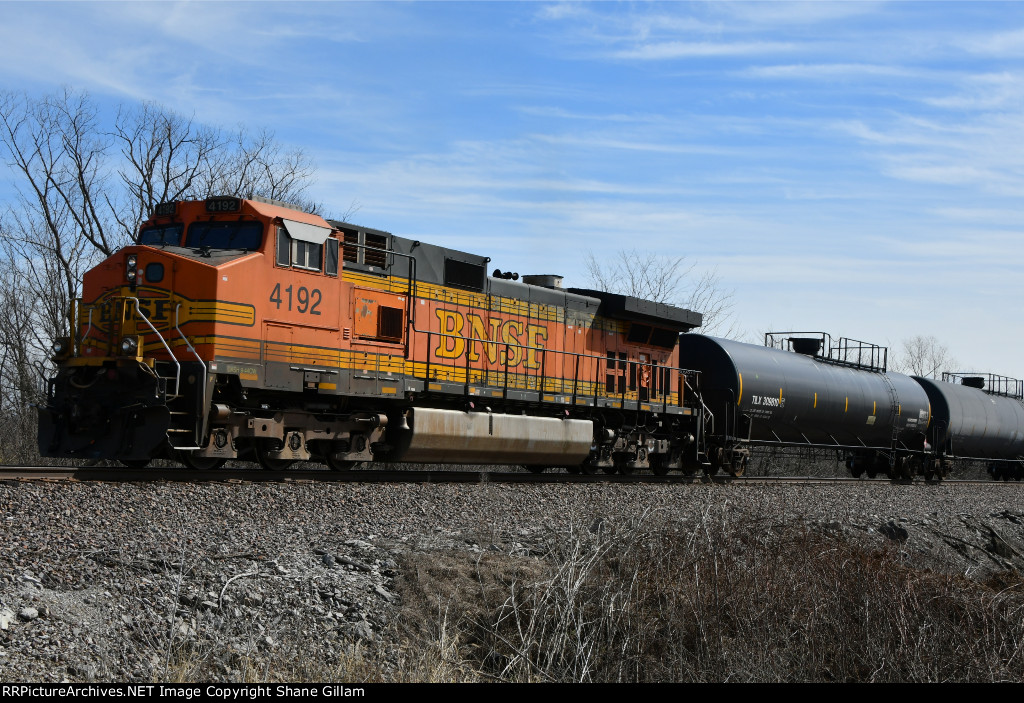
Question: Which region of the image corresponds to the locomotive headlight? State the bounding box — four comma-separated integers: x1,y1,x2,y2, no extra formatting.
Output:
51,337,71,359
120,335,139,356
126,254,138,282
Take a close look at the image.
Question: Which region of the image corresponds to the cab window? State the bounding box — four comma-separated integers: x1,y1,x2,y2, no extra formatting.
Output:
185,221,263,250
276,225,339,277
293,240,322,271
138,223,184,246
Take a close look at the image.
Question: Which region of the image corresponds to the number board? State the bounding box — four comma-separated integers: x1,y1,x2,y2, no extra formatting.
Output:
153,201,177,217
205,197,241,213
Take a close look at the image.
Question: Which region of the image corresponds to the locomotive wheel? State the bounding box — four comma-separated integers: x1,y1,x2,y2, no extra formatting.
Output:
325,455,366,471
119,459,151,469
255,444,294,471
178,453,226,470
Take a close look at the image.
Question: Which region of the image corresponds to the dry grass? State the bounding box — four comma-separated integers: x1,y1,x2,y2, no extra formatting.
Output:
394,509,1024,682
130,509,1024,682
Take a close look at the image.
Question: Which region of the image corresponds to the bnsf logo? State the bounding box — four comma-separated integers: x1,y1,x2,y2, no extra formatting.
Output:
434,309,549,369
89,287,180,333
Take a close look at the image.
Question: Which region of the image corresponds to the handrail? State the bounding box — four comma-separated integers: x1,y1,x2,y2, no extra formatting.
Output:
127,297,180,399
174,303,208,447
414,324,700,406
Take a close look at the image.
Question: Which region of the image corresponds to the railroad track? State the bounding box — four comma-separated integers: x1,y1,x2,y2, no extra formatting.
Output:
0,465,998,485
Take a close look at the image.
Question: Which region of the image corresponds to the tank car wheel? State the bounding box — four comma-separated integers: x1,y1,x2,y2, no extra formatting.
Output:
255,444,294,471
728,454,747,478
526,466,547,474
178,453,226,470
650,455,670,476
565,465,582,474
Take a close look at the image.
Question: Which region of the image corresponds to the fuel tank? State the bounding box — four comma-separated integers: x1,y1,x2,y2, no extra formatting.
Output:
679,335,930,448
912,376,1024,459
393,407,593,466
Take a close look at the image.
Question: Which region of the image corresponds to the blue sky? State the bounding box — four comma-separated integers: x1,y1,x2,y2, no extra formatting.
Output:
3,1,1024,376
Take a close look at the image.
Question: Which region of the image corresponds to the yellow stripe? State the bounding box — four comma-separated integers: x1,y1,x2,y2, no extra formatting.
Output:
813,392,817,409
845,397,848,412
737,373,743,405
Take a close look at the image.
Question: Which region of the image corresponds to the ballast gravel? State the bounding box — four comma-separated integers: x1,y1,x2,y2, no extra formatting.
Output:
2,476,1024,682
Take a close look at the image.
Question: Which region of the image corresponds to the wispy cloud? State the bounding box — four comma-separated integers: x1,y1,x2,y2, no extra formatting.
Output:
611,40,796,60
745,63,925,80
3,1,1024,374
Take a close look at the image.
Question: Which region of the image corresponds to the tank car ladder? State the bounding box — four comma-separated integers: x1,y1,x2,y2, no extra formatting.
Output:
880,373,902,469
687,375,715,469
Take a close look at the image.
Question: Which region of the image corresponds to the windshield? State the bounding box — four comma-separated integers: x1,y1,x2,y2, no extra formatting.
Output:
138,223,184,246
185,221,263,250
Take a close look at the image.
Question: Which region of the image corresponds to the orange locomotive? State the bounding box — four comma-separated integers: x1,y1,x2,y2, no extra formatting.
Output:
39,196,705,473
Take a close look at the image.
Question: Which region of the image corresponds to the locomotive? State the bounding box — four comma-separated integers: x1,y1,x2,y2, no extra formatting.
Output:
38,196,708,474
37,196,1024,479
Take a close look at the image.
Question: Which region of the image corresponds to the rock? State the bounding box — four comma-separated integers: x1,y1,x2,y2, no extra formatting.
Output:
321,554,336,567
339,556,371,572
68,663,99,680
351,618,374,641
989,529,1018,559
18,607,39,622
880,521,909,542
0,609,15,630
373,585,397,604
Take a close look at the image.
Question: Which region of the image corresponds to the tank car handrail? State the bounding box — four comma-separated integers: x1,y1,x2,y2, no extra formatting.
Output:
942,371,1024,399
765,330,889,372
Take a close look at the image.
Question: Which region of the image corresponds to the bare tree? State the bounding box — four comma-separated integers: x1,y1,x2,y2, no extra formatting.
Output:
890,335,957,378
0,89,321,463
584,249,736,336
